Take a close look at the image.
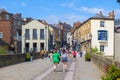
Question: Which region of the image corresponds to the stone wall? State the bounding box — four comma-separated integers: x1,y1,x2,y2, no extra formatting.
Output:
0,53,40,68
91,53,120,74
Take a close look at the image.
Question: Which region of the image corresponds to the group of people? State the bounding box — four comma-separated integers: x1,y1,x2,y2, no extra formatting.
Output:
50,47,79,72
34,46,86,72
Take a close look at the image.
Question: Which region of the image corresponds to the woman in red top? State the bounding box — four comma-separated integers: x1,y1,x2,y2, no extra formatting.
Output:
72,50,77,61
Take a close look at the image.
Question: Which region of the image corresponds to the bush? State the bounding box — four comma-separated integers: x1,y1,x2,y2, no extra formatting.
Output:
0,47,6,55
91,47,98,53
85,52,91,61
96,52,104,55
25,52,30,61
102,65,120,80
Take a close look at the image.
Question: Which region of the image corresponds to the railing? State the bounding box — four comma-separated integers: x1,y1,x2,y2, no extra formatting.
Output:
91,53,120,74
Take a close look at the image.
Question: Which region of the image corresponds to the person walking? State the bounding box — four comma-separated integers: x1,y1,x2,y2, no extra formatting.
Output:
61,49,68,72
52,49,60,72
30,48,33,62
72,50,77,61
40,49,44,59
79,50,83,57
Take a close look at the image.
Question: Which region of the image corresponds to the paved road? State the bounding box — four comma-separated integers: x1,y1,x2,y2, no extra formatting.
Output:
0,55,103,80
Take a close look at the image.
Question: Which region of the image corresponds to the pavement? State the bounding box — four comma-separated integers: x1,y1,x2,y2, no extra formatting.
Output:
0,55,103,80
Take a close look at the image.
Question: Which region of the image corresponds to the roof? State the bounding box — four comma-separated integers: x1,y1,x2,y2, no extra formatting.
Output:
37,19,48,25
92,13,108,19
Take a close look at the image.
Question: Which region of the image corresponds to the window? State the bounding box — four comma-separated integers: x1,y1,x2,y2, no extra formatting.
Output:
25,29,30,39
5,14,9,20
33,29,37,39
98,30,107,40
0,32,3,38
100,45,104,52
40,43,44,50
100,21,105,27
40,29,44,39
33,43,37,52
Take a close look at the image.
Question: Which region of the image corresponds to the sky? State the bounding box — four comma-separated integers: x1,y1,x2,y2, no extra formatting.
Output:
0,0,120,26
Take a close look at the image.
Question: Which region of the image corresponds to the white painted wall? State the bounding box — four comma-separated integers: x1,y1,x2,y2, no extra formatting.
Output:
115,33,120,61
22,20,48,53
91,19,114,56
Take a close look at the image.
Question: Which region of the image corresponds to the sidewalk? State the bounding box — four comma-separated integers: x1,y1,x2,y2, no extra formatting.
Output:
73,56,103,80
0,55,103,80
0,58,53,80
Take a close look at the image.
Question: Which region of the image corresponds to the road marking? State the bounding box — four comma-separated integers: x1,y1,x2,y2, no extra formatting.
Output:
64,62,76,80
34,67,53,80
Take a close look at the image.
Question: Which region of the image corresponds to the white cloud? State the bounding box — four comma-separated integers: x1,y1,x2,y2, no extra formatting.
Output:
61,2,104,14
21,2,26,7
80,7,104,14
61,2,74,8
43,14,86,26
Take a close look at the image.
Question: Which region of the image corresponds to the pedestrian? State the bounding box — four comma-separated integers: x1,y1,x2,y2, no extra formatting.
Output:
30,48,33,62
52,49,60,72
72,50,77,61
40,49,44,59
61,49,68,72
48,51,53,61
79,50,83,57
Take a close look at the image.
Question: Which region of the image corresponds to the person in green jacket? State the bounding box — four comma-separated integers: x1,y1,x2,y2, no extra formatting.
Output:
52,49,60,72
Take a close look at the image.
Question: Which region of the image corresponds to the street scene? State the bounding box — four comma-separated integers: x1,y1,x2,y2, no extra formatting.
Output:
0,55,102,80
0,0,120,80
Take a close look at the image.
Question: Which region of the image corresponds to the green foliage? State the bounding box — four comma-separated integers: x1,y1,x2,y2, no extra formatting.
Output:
0,47,6,54
96,52,104,55
26,52,30,61
91,47,98,53
102,65,120,80
85,52,91,58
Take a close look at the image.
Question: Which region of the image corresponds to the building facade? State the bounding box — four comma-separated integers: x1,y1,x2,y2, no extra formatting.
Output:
0,8,14,51
75,11,114,56
22,20,49,53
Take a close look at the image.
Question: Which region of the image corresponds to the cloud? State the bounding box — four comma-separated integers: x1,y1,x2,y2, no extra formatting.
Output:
43,14,86,26
80,7,104,14
21,2,26,7
61,2,104,14
61,2,74,8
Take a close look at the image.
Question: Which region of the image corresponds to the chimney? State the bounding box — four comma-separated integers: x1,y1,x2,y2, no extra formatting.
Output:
99,11,103,15
108,10,114,19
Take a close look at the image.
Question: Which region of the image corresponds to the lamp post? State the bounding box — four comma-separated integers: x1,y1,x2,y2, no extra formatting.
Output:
45,26,47,51
24,34,26,53
89,33,92,54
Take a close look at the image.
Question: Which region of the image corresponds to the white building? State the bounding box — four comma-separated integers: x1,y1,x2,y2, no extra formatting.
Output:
67,32,72,46
22,20,49,53
78,11,114,56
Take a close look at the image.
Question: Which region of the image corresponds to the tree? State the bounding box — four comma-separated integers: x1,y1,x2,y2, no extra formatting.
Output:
117,0,120,3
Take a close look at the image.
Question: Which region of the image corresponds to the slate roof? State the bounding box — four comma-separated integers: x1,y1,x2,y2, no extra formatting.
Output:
92,13,108,19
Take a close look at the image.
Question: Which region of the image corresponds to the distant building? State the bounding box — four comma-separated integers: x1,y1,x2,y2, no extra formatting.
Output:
0,8,14,51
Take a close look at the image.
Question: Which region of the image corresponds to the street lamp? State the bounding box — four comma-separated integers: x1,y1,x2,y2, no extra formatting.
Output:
24,34,26,53
89,33,92,54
